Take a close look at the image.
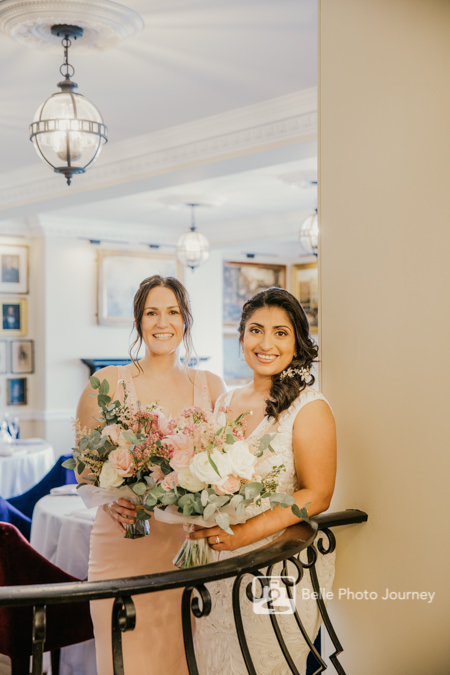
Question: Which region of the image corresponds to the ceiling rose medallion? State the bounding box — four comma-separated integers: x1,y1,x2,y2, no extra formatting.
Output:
0,0,144,50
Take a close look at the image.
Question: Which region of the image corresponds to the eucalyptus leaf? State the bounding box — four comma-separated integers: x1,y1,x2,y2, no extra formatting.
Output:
201,490,210,507
144,476,156,489
132,482,147,495
89,376,101,390
98,379,110,396
161,492,178,505
62,457,76,469
123,431,138,444
203,503,217,521
215,512,233,534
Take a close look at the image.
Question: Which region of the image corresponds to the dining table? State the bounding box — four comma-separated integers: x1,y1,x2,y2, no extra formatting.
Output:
0,438,54,498
30,487,98,675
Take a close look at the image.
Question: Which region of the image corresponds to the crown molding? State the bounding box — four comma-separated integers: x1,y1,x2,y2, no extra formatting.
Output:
0,89,317,218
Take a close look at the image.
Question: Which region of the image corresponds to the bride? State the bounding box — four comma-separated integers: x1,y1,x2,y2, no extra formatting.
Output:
189,287,337,674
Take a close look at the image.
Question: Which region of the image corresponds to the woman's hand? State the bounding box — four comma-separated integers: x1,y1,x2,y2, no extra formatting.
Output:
187,523,252,552
104,498,137,533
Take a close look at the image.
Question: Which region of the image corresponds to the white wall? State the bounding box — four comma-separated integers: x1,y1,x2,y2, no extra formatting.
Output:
319,1,450,672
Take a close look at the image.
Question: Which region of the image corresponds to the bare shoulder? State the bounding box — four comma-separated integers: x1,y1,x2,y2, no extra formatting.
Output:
204,370,227,405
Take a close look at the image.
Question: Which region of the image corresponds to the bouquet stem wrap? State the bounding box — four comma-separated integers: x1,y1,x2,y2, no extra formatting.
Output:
78,484,150,539
154,505,245,568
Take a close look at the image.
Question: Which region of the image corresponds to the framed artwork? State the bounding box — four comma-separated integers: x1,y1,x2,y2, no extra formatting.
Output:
291,262,319,334
7,377,27,405
0,297,27,336
0,245,28,294
97,250,183,325
11,340,34,374
0,340,7,373
223,261,286,326
223,334,252,386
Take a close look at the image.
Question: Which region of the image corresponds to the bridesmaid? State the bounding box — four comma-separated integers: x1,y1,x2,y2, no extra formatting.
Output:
76,275,225,675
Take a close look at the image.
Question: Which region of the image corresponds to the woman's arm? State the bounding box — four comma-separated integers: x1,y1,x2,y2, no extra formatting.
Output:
189,399,336,551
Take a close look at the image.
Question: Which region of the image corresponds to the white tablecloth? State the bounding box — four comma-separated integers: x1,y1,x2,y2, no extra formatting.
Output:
30,491,98,675
0,438,54,498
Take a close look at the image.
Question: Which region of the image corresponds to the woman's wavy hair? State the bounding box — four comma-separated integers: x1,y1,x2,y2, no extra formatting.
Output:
238,287,318,420
129,275,193,370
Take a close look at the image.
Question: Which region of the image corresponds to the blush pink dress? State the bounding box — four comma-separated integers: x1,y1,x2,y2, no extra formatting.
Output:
88,366,212,675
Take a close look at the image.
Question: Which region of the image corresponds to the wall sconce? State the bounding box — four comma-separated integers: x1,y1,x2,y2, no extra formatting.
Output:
29,24,107,185
176,203,210,270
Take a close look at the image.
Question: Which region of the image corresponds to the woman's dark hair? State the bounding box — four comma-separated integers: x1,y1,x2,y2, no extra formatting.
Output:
238,287,318,420
130,275,193,369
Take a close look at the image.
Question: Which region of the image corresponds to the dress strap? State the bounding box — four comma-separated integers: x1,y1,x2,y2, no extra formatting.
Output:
193,370,213,411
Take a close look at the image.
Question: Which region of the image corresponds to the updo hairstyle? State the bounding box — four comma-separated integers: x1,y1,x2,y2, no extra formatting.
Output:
238,287,318,419
129,275,193,368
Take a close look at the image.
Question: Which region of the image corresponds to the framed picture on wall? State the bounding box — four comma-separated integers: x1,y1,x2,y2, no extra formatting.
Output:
11,340,34,374
6,377,27,405
291,262,319,334
223,261,286,326
97,250,183,325
0,340,7,374
222,334,253,386
0,297,27,336
0,245,28,294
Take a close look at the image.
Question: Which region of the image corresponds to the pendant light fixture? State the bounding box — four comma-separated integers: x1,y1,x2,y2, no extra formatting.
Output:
29,24,108,185
176,203,210,270
299,207,319,257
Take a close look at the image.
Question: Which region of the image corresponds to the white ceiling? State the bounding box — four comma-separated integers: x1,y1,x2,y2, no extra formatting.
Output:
0,0,318,256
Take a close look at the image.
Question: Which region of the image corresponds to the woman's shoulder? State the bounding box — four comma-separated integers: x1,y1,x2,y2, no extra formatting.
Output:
279,387,333,429
193,369,227,406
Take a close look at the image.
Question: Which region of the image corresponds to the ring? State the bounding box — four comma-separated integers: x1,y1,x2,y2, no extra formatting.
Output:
215,535,220,544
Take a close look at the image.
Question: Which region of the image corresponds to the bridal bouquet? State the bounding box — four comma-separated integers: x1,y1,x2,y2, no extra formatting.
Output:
63,376,174,538
143,406,310,567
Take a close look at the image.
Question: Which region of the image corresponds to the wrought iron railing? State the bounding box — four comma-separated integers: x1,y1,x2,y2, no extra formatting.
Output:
0,509,367,675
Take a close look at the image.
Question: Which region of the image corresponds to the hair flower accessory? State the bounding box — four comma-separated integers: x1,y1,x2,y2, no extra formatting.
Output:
279,366,310,381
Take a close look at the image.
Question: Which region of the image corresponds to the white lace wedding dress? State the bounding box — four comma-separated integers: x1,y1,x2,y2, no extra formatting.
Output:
195,387,336,675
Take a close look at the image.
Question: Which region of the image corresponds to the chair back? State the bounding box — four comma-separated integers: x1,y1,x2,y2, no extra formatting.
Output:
8,453,76,519
0,497,31,540
0,523,93,658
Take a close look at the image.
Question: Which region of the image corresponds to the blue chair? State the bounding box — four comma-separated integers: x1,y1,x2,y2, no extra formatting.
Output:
8,453,76,519
0,497,31,540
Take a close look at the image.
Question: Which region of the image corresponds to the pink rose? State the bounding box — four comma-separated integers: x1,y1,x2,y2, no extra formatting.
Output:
165,433,194,453
101,424,122,444
155,411,172,435
215,474,241,495
170,447,195,471
108,447,134,477
160,471,178,491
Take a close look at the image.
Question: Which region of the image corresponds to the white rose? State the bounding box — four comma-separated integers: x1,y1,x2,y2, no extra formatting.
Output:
99,461,124,489
177,467,208,492
225,440,258,480
190,450,232,485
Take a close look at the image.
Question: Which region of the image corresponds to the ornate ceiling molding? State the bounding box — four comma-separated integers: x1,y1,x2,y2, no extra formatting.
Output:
0,0,144,50
0,89,317,218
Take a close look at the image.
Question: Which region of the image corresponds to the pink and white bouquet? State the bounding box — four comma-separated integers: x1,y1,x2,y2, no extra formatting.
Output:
143,406,310,567
63,376,174,538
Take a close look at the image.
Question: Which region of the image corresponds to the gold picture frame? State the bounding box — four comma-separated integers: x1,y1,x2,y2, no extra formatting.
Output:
223,261,287,327
0,297,27,336
291,262,318,334
97,250,183,326
0,244,28,294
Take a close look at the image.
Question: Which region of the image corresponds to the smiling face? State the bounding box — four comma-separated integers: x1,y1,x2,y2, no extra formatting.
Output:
241,305,297,378
140,286,184,356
